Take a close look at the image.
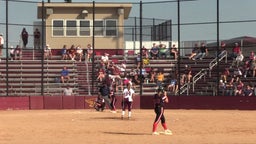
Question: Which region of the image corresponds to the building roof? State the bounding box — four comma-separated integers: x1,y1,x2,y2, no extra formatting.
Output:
37,2,132,19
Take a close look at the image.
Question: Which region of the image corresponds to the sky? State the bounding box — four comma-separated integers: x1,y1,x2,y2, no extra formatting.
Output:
1,0,256,47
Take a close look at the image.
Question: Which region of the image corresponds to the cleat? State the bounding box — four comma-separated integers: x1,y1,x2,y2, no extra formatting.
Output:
152,132,160,135
164,129,173,135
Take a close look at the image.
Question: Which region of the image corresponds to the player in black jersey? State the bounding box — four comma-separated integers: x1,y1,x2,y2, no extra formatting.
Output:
152,87,172,135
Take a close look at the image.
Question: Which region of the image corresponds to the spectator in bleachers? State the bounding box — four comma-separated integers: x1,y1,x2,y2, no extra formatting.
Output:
44,44,52,60
250,59,256,77
0,33,4,60
217,42,227,58
86,44,93,62
243,84,253,96
231,67,243,83
159,44,168,59
60,66,70,83
183,65,192,83
96,68,105,82
230,43,241,59
33,28,40,49
231,51,244,68
101,53,110,67
248,51,255,64
68,44,76,60
225,80,235,96
14,45,22,60
76,45,83,62
156,70,164,88
141,46,149,59
189,43,199,60
243,60,251,78
234,80,244,96
9,46,15,60
150,43,159,59
220,68,230,83
167,72,177,93
21,28,28,48
61,45,68,60
194,42,208,60
63,85,73,96
170,44,178,59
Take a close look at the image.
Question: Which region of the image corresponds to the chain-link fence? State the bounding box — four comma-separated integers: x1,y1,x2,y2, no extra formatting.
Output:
1,0,256,96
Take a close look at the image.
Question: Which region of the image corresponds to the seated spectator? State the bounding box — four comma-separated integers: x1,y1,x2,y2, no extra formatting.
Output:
220,68,230,83
183,65,192,83
218,42,227,57
76,45,83,62
231,51,244,67
170,44,178,59
68,44,76,60
14,45,22,60
61,45,68,60
243,84,253,96
159,44,168,59
248,51,255,64
156,70,164,88
230,43,241,59
63,85,73,96
250,59,256,77
101,53,109,67
60,66,70,83
150,43,159,59
167,73,177,93
9,46,15,60
149,69,157,83
194,42,208,60
44,44,52,60
189,43,199,60
86,44,93,62
141,46,149,58
234,80,244,96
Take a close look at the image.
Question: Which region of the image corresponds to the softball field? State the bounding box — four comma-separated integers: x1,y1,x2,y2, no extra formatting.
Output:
0,109,256,144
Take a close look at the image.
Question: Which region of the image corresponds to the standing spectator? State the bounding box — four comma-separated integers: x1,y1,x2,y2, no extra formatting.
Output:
86,44,93,62
60,66,70,83
194,42,208,60
230,43,241,59
170,44,178,59
150,43,159,59
63,85,73,96
21,28,28,48
152,87,172,135
250,59,256,77
0,33,4,61
234,80,244,96
217,42,227,57
34,28,40,49
101,53,109,67
121,83,135,119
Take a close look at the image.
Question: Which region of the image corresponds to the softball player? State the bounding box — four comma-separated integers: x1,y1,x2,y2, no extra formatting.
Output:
152,87,172,135
121,84,135,119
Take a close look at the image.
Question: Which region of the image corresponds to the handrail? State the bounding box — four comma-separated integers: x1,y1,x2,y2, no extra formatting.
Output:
209,51,227,77
192,68,208,92
85,60,91,95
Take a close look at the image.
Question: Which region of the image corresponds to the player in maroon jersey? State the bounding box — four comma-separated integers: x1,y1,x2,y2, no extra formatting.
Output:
152,87,172,135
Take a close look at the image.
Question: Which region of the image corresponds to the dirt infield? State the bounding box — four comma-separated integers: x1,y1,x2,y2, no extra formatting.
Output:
0,109,256,144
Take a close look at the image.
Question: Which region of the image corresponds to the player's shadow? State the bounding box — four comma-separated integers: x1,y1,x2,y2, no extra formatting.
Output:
103,131,149,135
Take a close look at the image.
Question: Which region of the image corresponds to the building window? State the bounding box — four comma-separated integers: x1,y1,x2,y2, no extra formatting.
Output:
80,20,90,36
53,20,64,36
94,20,104,36
105,20,117,36
66,20,77,36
